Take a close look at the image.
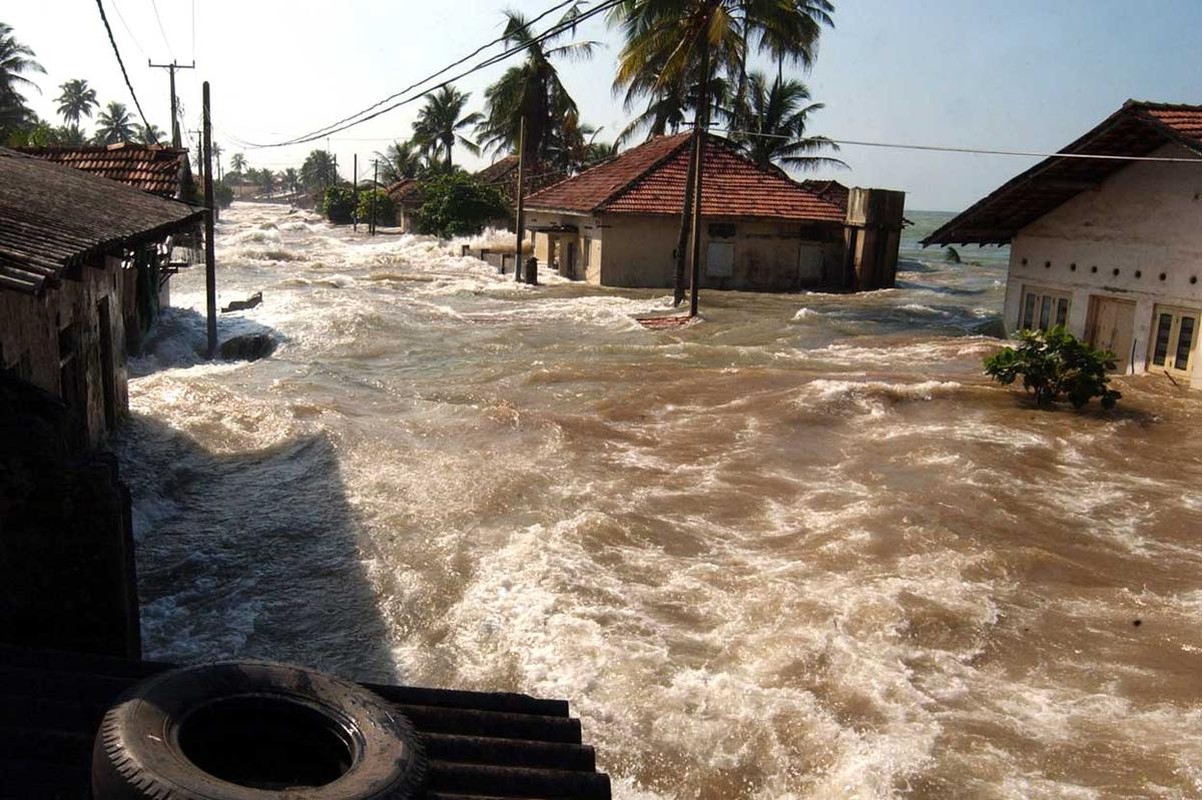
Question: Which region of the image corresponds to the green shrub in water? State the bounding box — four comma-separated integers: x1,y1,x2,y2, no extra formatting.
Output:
417,173,508,238
355,189,396,227
320,185,355,224
984,326,1121,409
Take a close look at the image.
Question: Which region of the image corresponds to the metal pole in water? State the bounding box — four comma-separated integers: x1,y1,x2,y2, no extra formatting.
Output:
353,153,358,233
202,81,217,359
514,116,526,282
371,160,378,237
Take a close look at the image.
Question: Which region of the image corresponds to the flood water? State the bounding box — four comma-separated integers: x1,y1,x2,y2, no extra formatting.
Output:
118,203,1202,799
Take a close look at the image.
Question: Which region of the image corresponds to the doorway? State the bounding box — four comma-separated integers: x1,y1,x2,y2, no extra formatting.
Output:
1085,296,1136,373
97,297,117,431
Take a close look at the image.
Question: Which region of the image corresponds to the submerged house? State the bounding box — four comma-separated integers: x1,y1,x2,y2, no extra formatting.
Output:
386,178,426,233
522,133,905,292
0,147,203,448
924,100,1202,385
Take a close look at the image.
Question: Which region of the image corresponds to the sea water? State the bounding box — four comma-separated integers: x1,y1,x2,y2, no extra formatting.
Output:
116,203,1202,798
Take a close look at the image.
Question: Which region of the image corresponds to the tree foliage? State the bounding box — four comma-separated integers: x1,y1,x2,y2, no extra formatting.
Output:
94,101,136,144
731,71,845,171
356,188,395,227
0,22,44,141
55,78,97,126
984,326,1121,410
413,85,482,169
417,172,508,238
320,185,355,224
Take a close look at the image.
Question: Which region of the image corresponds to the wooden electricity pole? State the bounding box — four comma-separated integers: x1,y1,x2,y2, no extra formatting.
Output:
514,116,526,282
202,82,217,359
352,154,359,233
149,59,195,148
371,160,378,237
687,33,712,319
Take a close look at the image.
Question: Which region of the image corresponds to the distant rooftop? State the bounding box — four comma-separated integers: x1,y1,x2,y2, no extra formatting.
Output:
525,133,847,222
17,142,190,199
923,100,1202,246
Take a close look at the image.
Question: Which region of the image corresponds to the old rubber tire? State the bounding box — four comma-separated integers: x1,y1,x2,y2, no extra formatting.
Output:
92,661,425,799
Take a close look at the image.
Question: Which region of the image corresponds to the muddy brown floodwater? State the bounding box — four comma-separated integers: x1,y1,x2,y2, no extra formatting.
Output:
117,203,1202,799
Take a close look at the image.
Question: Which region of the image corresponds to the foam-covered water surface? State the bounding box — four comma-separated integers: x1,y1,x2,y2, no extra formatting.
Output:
118,203,1202,798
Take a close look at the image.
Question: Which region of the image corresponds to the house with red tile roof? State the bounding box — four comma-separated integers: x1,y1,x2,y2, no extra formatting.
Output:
924,100,1202,386
17,142,191,200
522,133,905,292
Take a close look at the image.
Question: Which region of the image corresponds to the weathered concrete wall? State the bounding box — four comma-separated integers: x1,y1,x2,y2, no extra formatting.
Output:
524,210,843,291
0,373,140,658
1005,142,1202,384
0,255,129,449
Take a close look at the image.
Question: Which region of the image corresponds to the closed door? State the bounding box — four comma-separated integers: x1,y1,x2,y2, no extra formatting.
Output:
1149,305,1199,381
797,246,824,285
1086,296,1136,372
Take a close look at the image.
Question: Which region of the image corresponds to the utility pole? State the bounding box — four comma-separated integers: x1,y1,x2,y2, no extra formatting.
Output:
352,154,359,233
514,116,526,283
149,59,195,148
371,160,378,237
688,34,712,319
202,82,217,360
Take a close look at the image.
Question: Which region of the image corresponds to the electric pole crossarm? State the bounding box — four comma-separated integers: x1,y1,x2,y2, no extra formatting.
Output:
149,59,196,148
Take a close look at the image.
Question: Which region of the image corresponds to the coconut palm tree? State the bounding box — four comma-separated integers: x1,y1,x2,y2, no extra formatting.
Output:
374,139,427,183
0,23,44,137
412,85,482,170
55,79,98,126
230,152,247,174
94,101,137,144
136,122,165,145
283,167,300,195
609,0,835,308
476,5,597,166
734,72,845,172
300,149,338,191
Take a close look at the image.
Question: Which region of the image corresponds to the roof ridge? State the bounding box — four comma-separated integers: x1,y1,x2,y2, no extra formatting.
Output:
592,132,695,211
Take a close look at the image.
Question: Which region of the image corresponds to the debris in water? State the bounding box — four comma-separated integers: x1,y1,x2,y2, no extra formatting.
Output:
222,292,264,313
636,314,697,330
219,333,276,361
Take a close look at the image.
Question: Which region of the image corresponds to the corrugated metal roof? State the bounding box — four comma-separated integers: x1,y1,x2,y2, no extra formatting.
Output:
18,143,188,199
0,645,612,799
0,148,203,295
923,100,1202,246
525,133,846,222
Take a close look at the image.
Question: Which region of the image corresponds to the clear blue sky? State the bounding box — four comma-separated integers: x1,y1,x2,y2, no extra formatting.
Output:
8,0,1201,210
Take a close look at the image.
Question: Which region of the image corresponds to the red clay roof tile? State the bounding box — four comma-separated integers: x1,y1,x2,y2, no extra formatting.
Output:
525,133,845,222
18,143,188,198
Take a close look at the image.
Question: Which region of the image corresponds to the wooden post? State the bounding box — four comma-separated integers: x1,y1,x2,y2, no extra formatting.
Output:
371,160,378,236
688,33,711,319
514,116,526,282
202,82,217,359
352,154,358,233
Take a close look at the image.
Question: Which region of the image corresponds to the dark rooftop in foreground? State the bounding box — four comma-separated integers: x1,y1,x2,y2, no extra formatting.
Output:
17,143,190,199
0,645,611,799
0,148,203,295
922,100,1202,247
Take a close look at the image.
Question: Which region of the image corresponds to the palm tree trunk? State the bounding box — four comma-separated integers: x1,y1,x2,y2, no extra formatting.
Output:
672,136,698,306
688,29,712,318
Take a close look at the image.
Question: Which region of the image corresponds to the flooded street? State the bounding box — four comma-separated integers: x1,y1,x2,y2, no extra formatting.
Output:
117,202,1202,799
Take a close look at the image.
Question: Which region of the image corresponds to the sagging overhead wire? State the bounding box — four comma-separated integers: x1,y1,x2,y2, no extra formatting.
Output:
239,0,622,149
149,0,174,60
95,0,159,145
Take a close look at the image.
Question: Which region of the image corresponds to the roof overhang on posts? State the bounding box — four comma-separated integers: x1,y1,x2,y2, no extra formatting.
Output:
922,101,1202,247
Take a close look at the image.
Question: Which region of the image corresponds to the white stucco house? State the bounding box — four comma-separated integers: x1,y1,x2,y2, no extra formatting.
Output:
925,100,1202,387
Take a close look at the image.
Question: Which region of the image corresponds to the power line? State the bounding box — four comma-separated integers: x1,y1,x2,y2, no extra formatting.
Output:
108,0,147,58
149,0,174,59
239,0,621,149
267,0,580,148
720,128,1202,163
95,0,159,144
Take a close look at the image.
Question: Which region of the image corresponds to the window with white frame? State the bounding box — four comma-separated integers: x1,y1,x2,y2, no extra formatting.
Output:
1019,286,1071,331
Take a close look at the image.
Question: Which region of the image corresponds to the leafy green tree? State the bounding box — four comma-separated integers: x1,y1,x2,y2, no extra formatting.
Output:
256,168,275,195
0,23,44,140
417,172,508,238
984,326,1121,410
135,122,164,145
356,189,395,227
94,101,136,144
412,85,482,170
283,167,300,194
55,79,98,126
610,0,834,304
320,185,355,224
732,71,845,171
476,5,597,165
